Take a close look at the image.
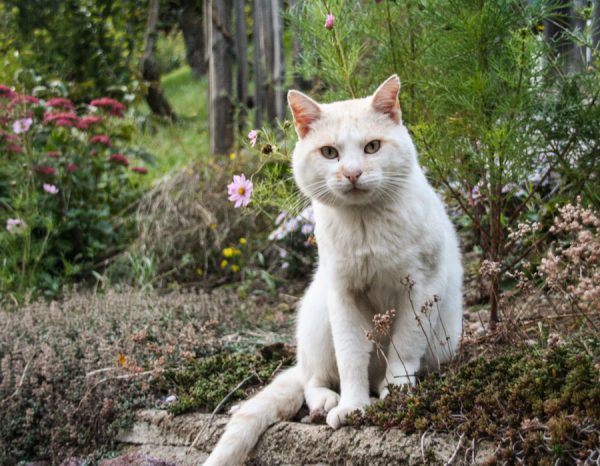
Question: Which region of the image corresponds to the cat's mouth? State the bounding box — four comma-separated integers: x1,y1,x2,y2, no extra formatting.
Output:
346,186,368,194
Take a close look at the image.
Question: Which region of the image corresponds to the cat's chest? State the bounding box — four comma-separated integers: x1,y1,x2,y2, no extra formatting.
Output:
317,212,414,289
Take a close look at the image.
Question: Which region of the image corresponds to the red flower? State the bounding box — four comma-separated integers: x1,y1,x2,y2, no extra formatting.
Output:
66,163,78,173
0,131,18,142
90,134,112,146
45,97,74,110
44,112,80,127
90,97,126,117
5,143,22,154
37,166,56,176
77,115,102,129
8,94,40,110
0,85,16,99
109,153,129,166
47,151,62,158
131,166,148,174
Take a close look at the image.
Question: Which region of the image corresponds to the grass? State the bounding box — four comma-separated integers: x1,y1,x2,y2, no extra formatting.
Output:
135,66,210,178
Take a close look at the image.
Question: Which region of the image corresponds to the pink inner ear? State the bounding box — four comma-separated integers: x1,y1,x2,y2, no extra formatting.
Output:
372,76,401,124
288,91,321,138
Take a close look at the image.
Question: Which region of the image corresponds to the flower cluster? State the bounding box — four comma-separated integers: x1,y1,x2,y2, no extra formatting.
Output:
538,199,600,314
268,206,315,241
0,83,149,297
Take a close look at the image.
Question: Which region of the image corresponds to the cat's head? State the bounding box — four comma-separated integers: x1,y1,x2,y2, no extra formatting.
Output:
289,75,416,207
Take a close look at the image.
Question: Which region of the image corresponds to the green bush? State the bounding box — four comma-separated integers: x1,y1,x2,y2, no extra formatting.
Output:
0,82,151,300
282,0,600,322
3,0,147,101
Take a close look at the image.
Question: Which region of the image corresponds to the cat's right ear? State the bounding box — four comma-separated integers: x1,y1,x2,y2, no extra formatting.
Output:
287,90,321,138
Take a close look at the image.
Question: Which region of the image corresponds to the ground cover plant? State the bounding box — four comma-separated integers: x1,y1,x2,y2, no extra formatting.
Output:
0,286,295,465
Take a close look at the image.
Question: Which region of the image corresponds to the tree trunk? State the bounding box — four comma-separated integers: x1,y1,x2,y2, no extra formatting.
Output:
141,0,176,121
179,0,207,79
235,0,248,127
253,0,285,127
206,0,234,155
593,0,600,61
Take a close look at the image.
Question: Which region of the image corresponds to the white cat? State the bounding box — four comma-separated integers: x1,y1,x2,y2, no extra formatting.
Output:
203,75,463,466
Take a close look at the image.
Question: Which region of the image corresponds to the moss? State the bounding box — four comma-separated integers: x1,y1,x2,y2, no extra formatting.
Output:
351,335,600,463
156,343,294,415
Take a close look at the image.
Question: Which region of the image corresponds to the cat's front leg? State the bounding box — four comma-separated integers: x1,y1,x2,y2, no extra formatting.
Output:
326,289,373,429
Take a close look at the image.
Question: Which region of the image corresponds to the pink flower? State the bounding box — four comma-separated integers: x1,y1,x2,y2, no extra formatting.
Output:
13,117,33,134
108,153,129,166
90,134,112,146
45,97,74,110
6,218,25,233
247,130,258,147
43,183,59,195
325,13,335,30
66,163,77,173
90,97,126,117
227,174,253,208
131,166,148,174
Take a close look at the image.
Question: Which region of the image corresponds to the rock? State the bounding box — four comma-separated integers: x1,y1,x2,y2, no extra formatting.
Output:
118,409,494,465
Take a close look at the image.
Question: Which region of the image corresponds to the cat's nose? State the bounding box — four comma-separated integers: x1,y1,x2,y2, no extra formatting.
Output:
344,170,363,184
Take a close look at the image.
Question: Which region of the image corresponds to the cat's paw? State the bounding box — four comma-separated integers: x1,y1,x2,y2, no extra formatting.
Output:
326,403,364,430
306,387,340,413
379,387,390,400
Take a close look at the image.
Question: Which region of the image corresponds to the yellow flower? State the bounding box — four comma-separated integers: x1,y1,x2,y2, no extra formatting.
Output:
231,265,240,273
117,353,127,367
239,237,247,245
195,268,203,277
223,247,234,258
210,223,218,230
536,24,544,31
229,152,236,160
232,248,241,256
220,259,228,269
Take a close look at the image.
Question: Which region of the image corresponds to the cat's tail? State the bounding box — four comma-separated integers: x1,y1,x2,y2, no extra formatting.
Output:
203,365,304,466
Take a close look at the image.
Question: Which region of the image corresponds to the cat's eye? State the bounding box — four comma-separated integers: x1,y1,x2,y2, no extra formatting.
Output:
320,146,339,160
364,140,381,154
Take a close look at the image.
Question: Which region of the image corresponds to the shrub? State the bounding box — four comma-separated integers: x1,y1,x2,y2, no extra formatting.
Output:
285,0,600,327
0,84,151,300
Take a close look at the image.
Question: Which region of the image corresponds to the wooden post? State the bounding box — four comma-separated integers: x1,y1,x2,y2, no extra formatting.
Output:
235,0,248,127
206,0,234,154
140,0,176,121
253,0,285,127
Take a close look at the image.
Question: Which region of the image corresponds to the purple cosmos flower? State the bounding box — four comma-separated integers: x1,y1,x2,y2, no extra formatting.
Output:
43,183,59,195
325,13,335,30
227,174,253,208
247,130,258,147
6,218,25,233
13,118,33,134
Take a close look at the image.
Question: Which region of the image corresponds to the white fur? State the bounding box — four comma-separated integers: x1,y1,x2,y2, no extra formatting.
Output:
203,76,463,465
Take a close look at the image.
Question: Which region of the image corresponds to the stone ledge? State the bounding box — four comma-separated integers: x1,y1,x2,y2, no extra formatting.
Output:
118,409,493,465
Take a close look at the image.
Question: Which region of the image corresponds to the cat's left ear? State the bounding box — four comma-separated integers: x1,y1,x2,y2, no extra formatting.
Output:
372,75,402,124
